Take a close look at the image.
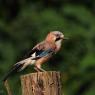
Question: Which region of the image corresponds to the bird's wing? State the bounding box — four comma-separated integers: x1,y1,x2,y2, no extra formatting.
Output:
32,48,55,60
20,41,55,60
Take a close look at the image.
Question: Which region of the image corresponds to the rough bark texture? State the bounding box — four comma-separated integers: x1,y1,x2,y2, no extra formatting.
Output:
21,71,62,95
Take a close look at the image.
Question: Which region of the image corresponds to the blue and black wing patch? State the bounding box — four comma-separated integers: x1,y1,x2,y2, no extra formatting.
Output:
32,48,55,60
23,48,53,60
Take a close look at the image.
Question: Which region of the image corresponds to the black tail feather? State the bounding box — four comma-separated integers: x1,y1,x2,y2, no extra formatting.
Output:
2,63,24,82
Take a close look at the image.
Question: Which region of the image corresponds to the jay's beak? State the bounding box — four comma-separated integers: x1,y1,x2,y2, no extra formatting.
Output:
63,37,69,40
56,35,69,41
60,35,69,40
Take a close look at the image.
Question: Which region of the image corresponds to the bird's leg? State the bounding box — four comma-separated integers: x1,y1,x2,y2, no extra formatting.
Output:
38,67,46,72
34,66,40,72
34,64,46,72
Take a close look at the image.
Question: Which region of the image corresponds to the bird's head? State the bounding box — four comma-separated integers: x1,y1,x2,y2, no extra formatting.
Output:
45,31,68,43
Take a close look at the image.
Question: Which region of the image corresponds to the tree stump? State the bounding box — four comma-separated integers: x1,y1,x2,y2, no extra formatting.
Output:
21,71,62,95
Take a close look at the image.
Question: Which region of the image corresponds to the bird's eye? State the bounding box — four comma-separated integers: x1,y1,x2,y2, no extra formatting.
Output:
56,34,59,37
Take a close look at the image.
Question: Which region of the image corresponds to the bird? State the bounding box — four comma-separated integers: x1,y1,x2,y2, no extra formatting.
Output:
2,31,68,81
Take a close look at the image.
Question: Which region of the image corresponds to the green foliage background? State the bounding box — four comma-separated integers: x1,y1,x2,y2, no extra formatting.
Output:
0,0,95,95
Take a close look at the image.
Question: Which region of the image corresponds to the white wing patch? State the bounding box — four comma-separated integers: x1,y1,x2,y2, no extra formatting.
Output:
31,52,36,59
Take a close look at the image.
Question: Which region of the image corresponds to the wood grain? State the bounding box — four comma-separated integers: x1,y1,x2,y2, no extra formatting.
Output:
21,71,62,95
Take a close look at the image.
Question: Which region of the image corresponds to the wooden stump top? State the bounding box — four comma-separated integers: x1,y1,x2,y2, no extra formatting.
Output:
21,71,62,95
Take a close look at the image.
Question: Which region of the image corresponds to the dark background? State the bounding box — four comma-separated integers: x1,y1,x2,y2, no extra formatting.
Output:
0,0,95,95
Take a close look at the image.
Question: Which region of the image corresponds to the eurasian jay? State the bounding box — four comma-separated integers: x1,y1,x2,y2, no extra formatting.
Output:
2,31,68,81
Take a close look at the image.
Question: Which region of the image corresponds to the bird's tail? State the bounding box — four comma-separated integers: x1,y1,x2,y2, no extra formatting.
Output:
2,63,24,82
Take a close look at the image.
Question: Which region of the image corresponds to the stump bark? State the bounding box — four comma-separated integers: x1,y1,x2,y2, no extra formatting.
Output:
21,71,62,95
